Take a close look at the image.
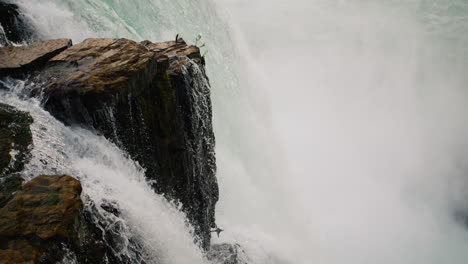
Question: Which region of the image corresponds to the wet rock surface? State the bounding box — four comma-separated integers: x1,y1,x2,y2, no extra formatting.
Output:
0,175,126,264
0,174,23,207
0,103,32,178
0,103,32,210
18,37,219,249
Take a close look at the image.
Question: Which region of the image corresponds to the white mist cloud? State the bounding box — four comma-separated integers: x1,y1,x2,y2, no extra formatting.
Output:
216,0,468,263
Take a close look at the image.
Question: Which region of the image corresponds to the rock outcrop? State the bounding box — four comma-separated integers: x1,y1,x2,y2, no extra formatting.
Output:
0,0,37,46
0,37,218,254
17,38,219,249
0,38,72,76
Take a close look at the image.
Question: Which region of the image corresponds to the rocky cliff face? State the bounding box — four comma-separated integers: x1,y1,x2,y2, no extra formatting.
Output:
0,37,219,250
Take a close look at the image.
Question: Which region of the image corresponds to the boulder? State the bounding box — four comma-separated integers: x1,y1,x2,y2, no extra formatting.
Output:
0,175,82,263
0,175,121,264
33,38,218,250
0,38,72,76
208,243,249,264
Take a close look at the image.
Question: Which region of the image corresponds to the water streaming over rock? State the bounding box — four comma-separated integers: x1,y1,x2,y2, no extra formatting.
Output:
0,78,209,263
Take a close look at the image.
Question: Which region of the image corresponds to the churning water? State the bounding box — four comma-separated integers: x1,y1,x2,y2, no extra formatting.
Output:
5,0,468,263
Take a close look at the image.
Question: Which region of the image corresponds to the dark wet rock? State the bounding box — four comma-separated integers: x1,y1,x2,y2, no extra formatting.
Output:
30,38,218,250
208,244,249,264
81,199,149,264
0,0,38,46
0,38,72,76
0,174,23,207
0,175,126,264
0,103,33,178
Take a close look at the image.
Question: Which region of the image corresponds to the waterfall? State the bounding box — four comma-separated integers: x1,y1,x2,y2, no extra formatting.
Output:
4,0,468,263
0,79,208,264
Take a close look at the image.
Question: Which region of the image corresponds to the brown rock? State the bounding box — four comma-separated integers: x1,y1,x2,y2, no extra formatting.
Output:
144,39,202,61
46,38,156,96
42,38,202,97
0,175,82,264
0,38,71,75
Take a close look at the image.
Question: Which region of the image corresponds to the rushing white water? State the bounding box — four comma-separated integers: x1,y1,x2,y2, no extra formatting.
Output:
7,0,468,263
0,80,208,264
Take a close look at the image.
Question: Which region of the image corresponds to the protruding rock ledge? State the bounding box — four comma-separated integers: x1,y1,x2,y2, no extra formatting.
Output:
0,38,72,75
